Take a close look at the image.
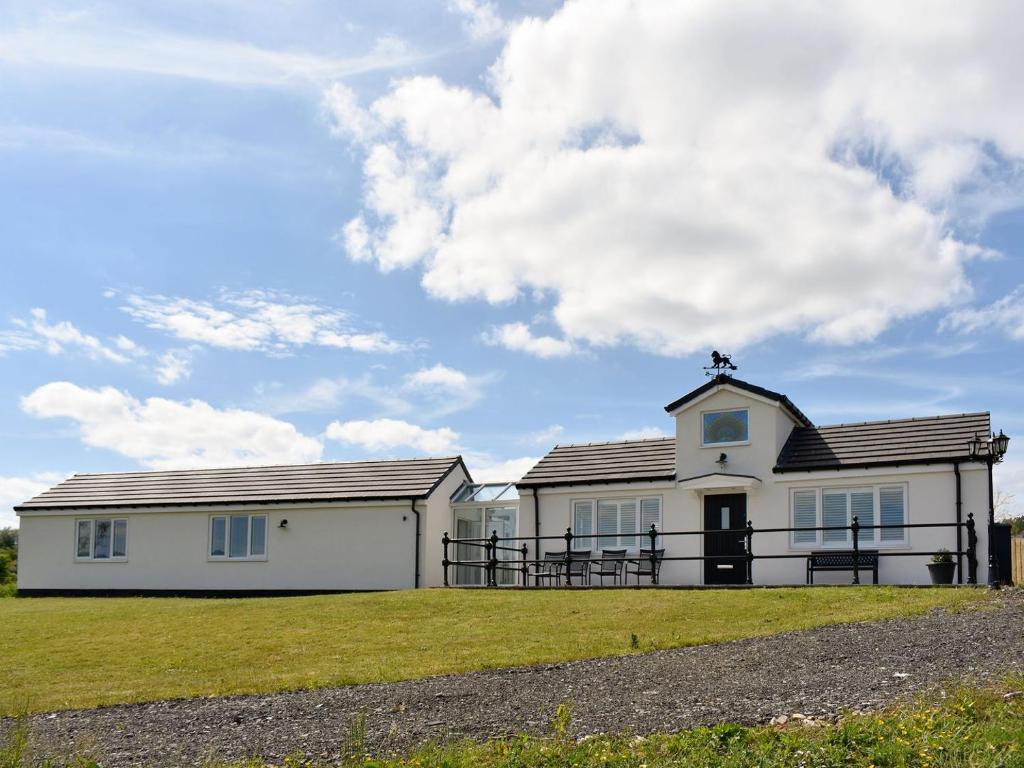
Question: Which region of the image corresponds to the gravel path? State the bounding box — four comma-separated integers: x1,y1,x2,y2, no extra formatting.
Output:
9,590,1023,767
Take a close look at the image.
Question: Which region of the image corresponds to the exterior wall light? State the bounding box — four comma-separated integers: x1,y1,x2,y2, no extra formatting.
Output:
278,519,288,529
993,430,1010,460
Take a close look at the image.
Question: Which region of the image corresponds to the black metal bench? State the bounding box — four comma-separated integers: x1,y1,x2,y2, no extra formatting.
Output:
806,550,879,584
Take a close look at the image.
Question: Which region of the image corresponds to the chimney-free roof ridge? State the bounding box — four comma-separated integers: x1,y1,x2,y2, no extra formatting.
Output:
553,436,675,449
70,455,463,479
810,412,990,431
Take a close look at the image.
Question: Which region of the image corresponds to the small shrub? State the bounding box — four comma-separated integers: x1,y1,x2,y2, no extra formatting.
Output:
550,701,573,742
931,548,954,564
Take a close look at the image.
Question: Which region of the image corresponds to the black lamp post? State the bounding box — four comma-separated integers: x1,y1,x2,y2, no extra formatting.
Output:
968,430,1011,587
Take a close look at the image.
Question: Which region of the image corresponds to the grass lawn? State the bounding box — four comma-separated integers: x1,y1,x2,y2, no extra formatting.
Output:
0,587,987,715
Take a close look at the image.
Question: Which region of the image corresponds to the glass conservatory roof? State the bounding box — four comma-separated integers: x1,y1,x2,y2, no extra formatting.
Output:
452,482,519,503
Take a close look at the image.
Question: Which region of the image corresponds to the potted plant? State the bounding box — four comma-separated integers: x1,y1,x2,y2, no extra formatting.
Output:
927,549,956,585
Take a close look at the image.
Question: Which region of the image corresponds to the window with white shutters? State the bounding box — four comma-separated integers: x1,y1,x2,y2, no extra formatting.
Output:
851,490,875,544
790,485,906,548
879,486,906,542
597,500,618,550
640,497,662,548
822,491,848,544
791,490,818,545
574,497,661,552
573,501,594,550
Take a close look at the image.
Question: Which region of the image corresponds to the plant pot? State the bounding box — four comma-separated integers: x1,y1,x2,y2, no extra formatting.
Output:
927,561,956,585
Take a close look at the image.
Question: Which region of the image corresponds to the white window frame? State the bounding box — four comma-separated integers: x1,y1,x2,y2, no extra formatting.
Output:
789,484,909,549
208,514,269,561
74,518,128,562
571,496,662,553
700,407,751,448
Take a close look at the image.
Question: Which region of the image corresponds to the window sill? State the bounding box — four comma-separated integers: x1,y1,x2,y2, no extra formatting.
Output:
701,440,750,449
788,543,909,552
74,558,128,563
207,557,268,562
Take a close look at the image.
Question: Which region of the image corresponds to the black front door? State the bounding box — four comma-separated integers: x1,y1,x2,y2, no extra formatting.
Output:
704,494,747,585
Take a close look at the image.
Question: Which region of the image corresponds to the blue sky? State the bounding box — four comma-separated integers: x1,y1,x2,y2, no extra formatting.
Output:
1,0,1022,526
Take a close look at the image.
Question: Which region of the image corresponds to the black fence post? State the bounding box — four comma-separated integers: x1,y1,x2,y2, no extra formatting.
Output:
851,516,860,585
564,527,574,586
648,523,658,585
745,521,754,585
966,513,978,585
488,530,499,587
442,532,451,587
520,542,529,587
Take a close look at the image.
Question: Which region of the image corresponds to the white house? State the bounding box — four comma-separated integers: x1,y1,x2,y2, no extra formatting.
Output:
15,373,1004,593
516,374,997,587
16,457,470,595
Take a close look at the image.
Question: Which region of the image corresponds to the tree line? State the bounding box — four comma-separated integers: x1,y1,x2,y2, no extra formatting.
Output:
0,527,16,587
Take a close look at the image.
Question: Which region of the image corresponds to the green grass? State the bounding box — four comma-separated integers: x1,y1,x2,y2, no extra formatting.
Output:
0,587,987,715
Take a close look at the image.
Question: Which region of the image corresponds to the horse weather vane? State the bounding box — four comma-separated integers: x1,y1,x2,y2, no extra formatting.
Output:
704,350,738,378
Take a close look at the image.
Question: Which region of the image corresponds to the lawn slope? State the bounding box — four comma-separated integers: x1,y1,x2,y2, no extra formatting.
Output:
0,587,986,714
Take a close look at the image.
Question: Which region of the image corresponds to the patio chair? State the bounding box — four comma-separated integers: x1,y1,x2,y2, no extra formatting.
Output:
626,548,665,585
590,548,627,585
534,551,566,586
565,550,592,585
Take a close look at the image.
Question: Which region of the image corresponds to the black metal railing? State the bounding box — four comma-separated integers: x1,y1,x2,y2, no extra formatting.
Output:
440,513,979,587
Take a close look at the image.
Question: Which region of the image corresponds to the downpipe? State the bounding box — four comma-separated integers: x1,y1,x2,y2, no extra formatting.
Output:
411,499,421,589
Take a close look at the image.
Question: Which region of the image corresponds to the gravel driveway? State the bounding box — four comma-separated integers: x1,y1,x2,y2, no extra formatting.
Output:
8,589,1023,767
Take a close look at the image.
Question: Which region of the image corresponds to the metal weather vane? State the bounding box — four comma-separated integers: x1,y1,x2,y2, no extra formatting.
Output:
704,350,738,377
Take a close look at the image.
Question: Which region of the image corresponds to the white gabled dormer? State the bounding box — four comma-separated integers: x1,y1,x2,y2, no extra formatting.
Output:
663,375,812,489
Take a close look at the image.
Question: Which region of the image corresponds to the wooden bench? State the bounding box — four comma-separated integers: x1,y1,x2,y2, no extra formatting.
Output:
806,550,879,584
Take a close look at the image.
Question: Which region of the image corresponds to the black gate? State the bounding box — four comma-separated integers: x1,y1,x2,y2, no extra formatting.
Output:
704,493,747,584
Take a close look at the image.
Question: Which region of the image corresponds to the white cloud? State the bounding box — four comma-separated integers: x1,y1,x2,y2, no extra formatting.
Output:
403,363,493,415
113,335,141,353
0,16,424,87
120,290,407,355
328,0,1024,356
256,374,415,417
940,285,1024,341
482,323,574,358
0,472,65,528
325,418,459,455
527,424,565,445
466,455,541,483
617,426,670,441
3,308,131,363
21,382,322,470
155,350,192,385
448,0,507,42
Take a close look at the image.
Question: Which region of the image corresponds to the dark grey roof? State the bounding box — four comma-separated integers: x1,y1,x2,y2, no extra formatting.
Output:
664,375,813,427
774,412,991,472
15,456,469,511
518,438,676,488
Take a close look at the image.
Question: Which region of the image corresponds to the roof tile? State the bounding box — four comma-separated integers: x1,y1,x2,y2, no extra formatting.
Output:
15,456,466,511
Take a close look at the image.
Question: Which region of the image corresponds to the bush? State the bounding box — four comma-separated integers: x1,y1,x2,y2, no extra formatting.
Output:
0,527,17,589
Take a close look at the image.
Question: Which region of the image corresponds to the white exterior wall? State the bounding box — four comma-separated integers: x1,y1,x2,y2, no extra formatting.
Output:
526,386,991,586
422,464,471,587
18,483,468,592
